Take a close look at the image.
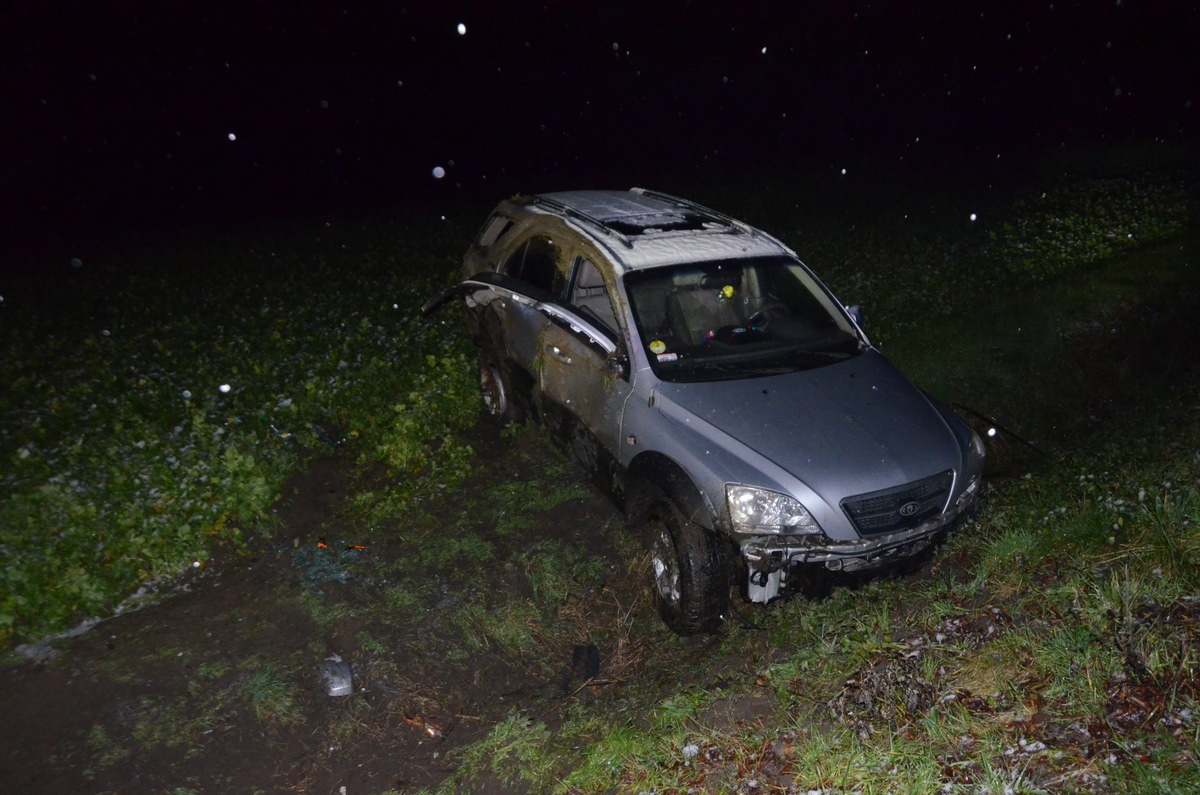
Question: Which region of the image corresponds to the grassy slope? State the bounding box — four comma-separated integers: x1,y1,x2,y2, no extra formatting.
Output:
2,147,1197,792
0,212,483,643
421,160,1200,794
549,241,1200,795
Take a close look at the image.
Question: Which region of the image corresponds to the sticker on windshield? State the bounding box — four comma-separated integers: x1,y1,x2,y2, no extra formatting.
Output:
649,340,666,354
657,352,679,362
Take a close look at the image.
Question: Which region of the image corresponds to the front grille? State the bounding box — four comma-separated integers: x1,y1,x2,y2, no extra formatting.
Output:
841,470,953,537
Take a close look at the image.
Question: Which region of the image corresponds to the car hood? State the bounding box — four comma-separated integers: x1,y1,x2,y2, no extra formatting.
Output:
653,350,964,500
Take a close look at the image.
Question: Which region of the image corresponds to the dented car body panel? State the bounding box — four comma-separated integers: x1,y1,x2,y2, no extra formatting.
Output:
428,188,984,619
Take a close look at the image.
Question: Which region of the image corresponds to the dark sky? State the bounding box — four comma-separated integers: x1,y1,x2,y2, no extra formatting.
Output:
2,1,1196,255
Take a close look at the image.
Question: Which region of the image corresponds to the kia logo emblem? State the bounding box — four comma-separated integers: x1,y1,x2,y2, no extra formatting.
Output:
898,501,921,517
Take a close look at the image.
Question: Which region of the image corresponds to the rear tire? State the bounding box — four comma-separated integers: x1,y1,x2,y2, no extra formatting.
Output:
639,490,730,635
478,356,523,426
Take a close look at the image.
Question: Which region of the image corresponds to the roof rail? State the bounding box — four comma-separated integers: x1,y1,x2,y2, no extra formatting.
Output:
531,195,635,248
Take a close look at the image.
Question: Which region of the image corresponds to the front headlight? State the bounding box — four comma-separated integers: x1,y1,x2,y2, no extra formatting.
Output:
726,484,822,535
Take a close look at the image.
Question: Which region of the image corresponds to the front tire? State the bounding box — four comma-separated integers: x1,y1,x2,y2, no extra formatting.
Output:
478,356,523,426
640,492,730,635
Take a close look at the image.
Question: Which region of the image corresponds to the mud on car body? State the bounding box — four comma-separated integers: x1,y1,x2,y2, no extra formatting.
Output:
425,189,985,635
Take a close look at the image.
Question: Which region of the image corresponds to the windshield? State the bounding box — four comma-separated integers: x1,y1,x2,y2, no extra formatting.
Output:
624,256,863,382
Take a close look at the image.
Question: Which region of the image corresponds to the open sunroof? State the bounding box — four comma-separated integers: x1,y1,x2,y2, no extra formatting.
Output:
602,212,725,236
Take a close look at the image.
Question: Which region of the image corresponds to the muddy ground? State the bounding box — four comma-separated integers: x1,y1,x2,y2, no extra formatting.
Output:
0,423,657,794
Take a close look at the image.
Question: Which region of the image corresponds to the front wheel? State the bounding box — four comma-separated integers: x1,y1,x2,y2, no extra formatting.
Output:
640,493,731,635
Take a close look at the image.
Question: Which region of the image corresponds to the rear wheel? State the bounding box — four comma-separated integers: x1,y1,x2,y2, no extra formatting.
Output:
478,356,523,426
640,490,730,635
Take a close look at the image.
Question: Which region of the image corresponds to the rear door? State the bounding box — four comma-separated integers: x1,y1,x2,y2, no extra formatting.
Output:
538,255,634,485
423,233,634,484
423,232,571,371
488,234,568,369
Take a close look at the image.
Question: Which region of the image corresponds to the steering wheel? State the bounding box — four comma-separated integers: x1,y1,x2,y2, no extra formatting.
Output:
748,301,791,331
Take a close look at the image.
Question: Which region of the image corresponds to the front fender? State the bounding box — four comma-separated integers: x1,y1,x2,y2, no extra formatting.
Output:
624,451,717,530
643,392,848,538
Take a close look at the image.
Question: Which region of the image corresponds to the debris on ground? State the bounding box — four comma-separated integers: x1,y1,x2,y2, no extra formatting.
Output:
322,654,354,697
831,653,937,737
292,537,369,589
560,642,601,693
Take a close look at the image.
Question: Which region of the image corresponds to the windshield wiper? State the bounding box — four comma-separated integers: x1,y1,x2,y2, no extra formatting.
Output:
788,347,857,360
668,358,753,381
665,340,860,382
783,337,865,361
667,357,793,381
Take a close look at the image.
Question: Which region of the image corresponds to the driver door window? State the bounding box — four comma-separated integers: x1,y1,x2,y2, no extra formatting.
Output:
502,235,568,300
568,258,620,338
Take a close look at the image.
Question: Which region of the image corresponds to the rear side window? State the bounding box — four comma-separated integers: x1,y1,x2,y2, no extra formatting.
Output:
502,235,567,299
475,214,513,247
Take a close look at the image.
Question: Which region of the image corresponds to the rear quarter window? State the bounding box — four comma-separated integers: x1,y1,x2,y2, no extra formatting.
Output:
475,214,514,247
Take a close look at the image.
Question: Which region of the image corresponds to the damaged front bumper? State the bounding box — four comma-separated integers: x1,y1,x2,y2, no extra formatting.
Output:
738,488,981,603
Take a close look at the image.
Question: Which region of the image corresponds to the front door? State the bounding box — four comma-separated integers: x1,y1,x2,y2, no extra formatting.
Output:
537,257,633,489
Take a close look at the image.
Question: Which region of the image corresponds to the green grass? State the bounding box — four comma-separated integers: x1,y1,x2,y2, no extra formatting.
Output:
131,692,231,751
438,713,560,793
1,216,479,644
242,664,302,725
414,155,1198,792
993,176,1189,283
84,723,130,778
3,145,1198,792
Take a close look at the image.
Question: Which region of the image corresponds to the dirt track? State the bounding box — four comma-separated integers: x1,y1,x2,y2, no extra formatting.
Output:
0,425,643,794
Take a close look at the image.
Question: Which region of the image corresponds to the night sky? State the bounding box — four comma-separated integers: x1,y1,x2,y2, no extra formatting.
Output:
3,1,1196,259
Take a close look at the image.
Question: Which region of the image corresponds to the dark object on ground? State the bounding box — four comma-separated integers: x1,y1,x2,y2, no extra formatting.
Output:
561,643,601,693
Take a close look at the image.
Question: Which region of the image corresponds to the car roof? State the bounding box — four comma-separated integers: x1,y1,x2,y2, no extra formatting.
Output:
518,188,794,272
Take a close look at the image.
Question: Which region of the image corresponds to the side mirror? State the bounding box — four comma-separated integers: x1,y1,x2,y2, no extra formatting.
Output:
846,305,864,327
605,351,630,380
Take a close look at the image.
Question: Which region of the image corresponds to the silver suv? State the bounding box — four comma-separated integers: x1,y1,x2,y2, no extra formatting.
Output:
426,189,984,634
